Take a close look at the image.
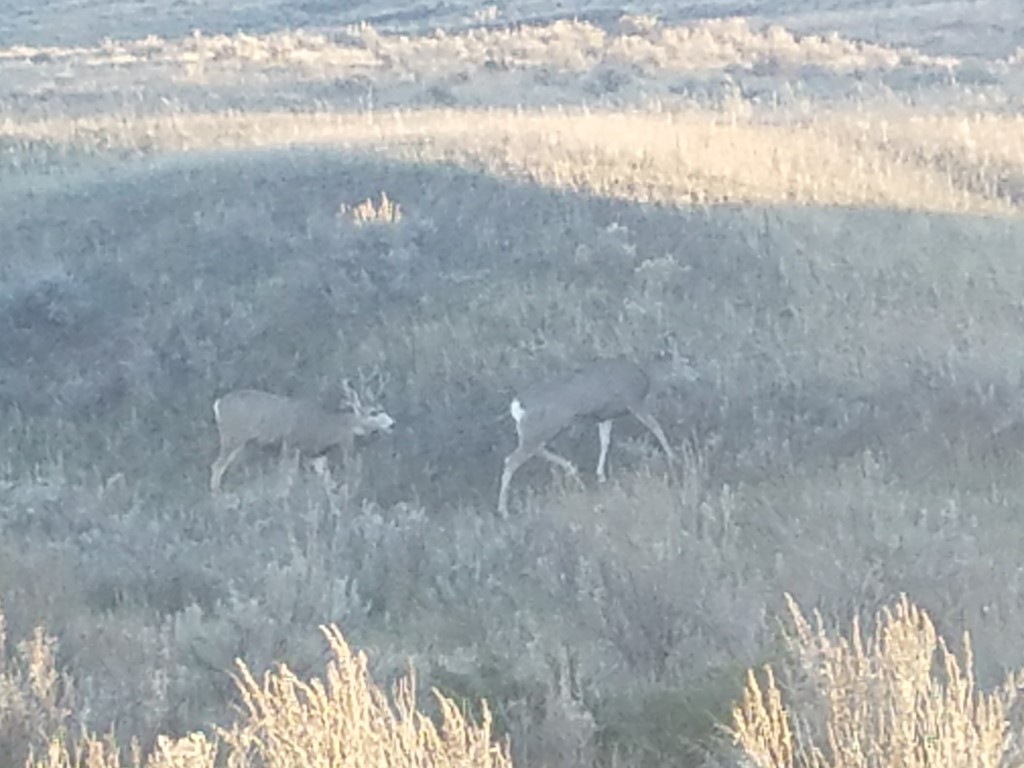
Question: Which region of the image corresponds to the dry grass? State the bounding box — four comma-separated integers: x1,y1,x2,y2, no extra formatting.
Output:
5,107,1024,216
219,625,510,768
0,605,75,766
2,15,1021,221
27,623,510,768
733,595,1023,768
0,17,951,87
339,191,403,226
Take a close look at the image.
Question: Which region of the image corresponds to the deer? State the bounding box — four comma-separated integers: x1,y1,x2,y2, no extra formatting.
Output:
497,356,678,515
209,378,394,492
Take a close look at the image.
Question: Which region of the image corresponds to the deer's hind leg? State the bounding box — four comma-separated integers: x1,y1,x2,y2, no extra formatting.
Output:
498,444,535,516
537,447,584,490
537,447,579,476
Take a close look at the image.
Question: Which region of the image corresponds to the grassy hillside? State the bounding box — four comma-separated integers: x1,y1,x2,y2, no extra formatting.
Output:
3,10,1024,767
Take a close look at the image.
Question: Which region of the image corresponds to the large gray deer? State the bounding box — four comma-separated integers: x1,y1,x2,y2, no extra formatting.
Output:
210,380,394,492
497,356,676,515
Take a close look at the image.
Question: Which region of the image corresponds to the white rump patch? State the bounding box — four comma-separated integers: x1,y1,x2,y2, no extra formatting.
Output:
510,398,525,424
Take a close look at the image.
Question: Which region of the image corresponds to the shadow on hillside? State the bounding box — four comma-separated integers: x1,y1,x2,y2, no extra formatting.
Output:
1,146,1023,509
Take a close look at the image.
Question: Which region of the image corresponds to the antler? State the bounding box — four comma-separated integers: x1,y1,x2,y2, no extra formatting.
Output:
342,367,391,415
341,379,364,414
357,366,390,404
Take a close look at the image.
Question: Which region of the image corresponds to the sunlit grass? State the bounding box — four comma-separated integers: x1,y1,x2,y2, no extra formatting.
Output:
733,595,1023,768
27,622,510,768
4,107,1023,215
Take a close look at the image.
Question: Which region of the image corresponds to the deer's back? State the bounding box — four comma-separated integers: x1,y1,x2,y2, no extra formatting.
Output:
215,390,352,453
519,357,651,422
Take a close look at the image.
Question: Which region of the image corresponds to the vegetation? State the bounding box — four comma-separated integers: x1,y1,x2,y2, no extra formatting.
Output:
733,595,1024,768
2,5,1024,766
1,608,509,768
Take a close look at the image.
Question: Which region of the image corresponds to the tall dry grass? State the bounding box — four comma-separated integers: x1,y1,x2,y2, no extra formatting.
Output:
732,594,1023,768
0,605,75,766
4,107,1022,216
24,622,510,768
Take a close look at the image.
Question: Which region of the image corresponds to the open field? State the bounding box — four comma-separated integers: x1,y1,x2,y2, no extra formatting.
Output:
4,2,1024,766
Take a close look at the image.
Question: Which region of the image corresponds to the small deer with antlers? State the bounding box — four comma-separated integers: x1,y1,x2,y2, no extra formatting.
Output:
210,378,394,492
497,356,676,515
